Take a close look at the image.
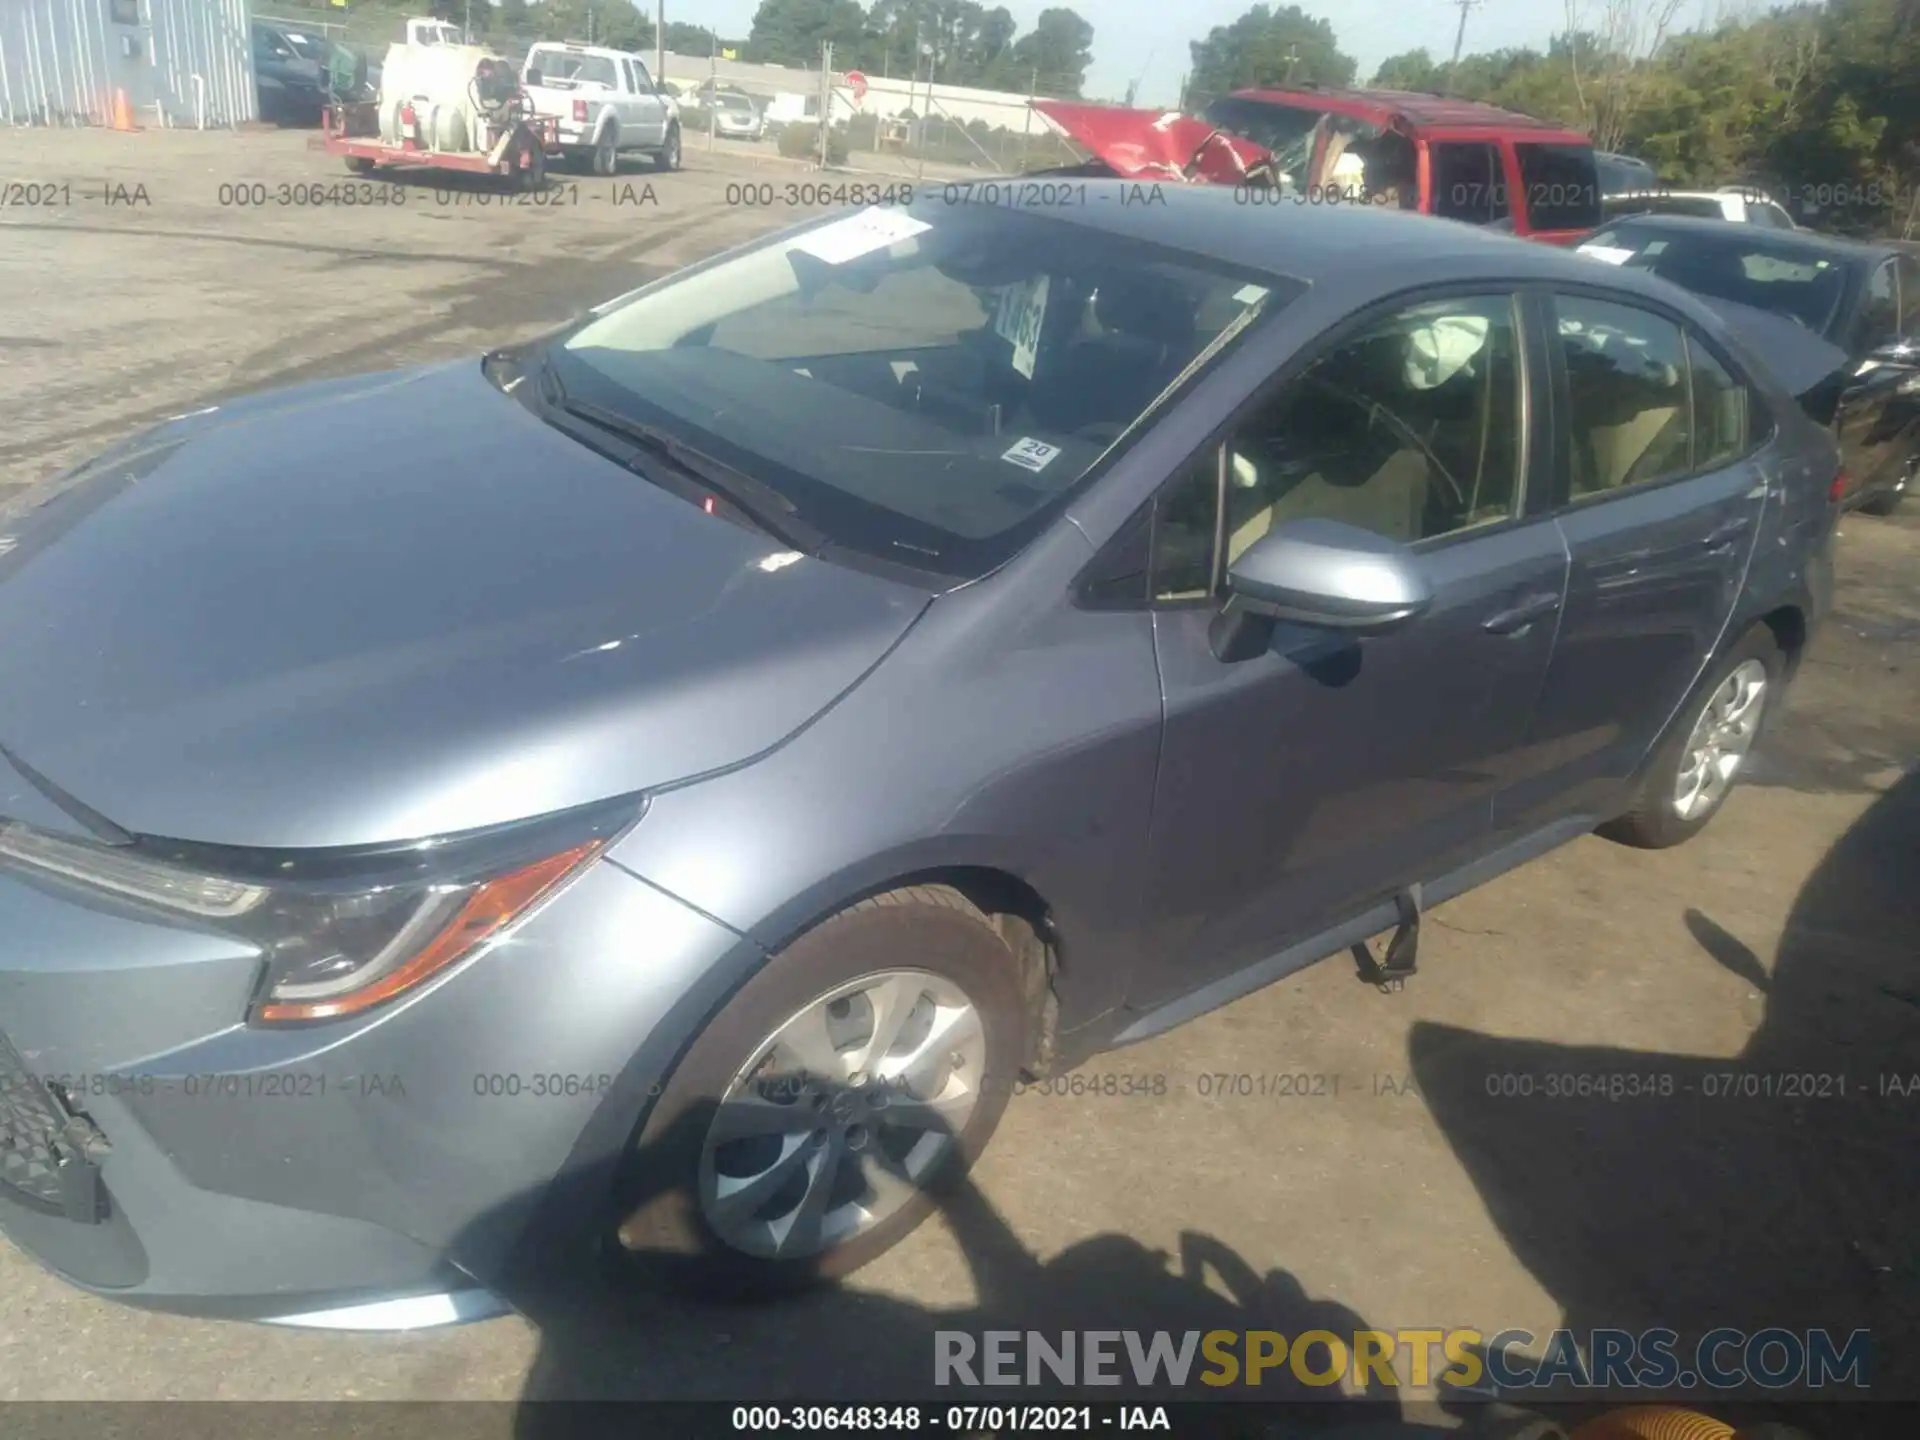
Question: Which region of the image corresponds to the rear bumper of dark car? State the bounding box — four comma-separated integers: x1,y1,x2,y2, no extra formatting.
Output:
0,852,746,1322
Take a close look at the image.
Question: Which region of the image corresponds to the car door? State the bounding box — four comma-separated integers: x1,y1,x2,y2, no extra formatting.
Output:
1492,290,1768,833
1128,290,1570,1009
629,59,668,146
1834,257,1910,501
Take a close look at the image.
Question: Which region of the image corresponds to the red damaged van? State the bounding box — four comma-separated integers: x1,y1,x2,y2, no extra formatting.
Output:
1032,86,1604,245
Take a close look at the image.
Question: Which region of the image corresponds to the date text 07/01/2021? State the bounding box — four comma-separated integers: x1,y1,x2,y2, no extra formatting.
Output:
730,1404,1171,1431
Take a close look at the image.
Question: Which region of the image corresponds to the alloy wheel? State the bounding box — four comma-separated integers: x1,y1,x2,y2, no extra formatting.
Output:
1672,658,1768,820
697,969,986,1260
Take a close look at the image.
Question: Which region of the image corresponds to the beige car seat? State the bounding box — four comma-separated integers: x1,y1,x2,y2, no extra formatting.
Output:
1225,342,1433,560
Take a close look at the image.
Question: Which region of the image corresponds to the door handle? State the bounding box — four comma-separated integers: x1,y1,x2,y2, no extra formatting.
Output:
1702,517,1752,551
1482,592,1562,635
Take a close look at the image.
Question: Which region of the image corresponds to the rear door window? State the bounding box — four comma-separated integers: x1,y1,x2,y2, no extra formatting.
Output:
1687,339,1752,471
1555,295,1693,498
1431,143,1510,225
1515,143,1602,231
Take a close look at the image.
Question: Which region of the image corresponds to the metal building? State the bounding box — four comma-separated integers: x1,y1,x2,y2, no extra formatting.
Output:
1,0,256,129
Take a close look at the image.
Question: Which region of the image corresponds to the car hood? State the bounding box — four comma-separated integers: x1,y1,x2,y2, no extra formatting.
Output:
1030,99,1273,184
0,361,929,850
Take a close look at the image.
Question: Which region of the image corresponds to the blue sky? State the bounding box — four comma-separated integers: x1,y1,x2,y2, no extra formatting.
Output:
686,0,1702,105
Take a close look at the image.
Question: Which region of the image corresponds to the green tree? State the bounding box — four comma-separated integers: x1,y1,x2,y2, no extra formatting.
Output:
1009,8,1094,96
1186,5,1356,106
746,0,869,65
529,0,653,47
1370,49,1443,91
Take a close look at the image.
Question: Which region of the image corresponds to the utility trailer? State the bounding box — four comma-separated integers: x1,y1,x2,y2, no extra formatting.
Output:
316,99,556,189
311,16,556,190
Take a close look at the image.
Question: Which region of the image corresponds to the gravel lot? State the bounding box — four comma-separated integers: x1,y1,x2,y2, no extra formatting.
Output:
1,126,1916,1428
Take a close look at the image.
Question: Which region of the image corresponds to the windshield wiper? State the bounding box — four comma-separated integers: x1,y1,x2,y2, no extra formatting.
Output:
537,353,824,554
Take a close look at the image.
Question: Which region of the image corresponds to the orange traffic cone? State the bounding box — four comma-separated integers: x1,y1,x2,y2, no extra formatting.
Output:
109,88,141,132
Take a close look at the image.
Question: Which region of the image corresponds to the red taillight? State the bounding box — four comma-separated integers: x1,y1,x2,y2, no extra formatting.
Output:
399,102,417,128
1830,469,1849,503
572,98,588,122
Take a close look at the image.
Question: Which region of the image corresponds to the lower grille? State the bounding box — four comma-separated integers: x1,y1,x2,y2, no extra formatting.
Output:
0,1028,109,1222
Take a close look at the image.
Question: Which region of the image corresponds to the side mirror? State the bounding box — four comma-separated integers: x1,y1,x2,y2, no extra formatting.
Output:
525,67,542,87
1210,518,1432,662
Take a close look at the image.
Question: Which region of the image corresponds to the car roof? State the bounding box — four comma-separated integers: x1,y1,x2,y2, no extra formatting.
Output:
1591,213,1895,266
1228,85,1590,141
966,181,1703,301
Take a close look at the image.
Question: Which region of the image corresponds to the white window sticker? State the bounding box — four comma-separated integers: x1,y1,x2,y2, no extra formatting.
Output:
1578,244,1635,265
1233,283,1269,305
1002,437,1061,472
789,206,932,265
993,274,1050,378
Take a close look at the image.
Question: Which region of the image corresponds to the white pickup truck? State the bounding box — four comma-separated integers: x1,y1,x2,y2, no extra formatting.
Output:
521,43,681,174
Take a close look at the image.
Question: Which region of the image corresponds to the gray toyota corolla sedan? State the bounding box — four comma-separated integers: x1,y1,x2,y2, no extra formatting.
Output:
0,187,1838,1326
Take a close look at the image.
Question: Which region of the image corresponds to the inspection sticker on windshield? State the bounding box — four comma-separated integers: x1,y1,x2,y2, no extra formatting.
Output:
1002,437,1061,472
993,274,1050,378
790,206,931,264
1233,283,1269,305
1578,244,1635,265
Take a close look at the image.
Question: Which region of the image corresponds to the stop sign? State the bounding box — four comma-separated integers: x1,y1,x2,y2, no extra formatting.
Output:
846,70,868,102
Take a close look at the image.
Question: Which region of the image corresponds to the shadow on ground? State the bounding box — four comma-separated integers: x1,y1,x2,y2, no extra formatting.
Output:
1410,770,1920,1428
489,1101,1447,1437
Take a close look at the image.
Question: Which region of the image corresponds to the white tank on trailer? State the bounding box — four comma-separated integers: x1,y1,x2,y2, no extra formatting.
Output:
376,17,505,151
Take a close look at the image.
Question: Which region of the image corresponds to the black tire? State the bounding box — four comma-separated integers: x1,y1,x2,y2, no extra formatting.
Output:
344,155,375,175
1600,624,1784,849
608,884,1028,1297
654,123,681,172
509,129,546,192
1857,485,1904,516
591,126,619,176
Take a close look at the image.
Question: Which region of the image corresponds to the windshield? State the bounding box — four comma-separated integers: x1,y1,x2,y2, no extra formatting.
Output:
1198,97,1328,188
1580,227,1849,336
551,202,1299,578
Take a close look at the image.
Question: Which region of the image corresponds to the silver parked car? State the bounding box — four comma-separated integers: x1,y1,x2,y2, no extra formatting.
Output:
0,190,1839,1323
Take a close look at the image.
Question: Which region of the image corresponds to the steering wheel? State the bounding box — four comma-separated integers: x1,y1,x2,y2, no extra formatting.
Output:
1363,399,1468,513
1302,375,1470,514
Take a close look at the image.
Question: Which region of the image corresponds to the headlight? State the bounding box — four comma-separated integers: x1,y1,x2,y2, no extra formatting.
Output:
0,797,641,1025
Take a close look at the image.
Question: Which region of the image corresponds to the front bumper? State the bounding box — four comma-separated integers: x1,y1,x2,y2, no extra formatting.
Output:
0,852,746,1321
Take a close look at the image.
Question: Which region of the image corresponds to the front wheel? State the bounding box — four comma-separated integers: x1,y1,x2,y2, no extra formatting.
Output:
653,124,681,172
343,155,375,175
609,885,1027,1296
1600,625,1782,849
